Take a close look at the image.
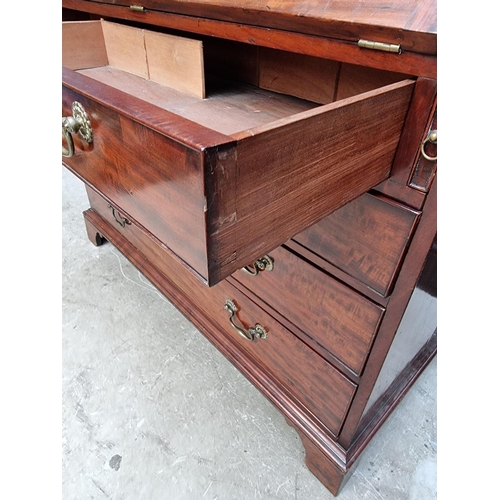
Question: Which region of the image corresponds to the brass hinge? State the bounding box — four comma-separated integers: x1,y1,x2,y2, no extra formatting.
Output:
130,5,145,12
358,39,401,54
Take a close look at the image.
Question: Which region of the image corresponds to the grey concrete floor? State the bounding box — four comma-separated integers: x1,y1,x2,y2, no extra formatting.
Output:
62,166,437,500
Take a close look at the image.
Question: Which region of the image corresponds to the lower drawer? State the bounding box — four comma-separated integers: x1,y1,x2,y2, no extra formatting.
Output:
86,186,357,437
233,246,384,376
292,193,420,297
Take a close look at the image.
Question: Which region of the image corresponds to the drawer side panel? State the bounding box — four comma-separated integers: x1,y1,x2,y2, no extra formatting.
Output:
209,80,415,282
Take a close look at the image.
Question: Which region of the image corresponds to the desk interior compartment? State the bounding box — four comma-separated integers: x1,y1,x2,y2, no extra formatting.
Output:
62,20,416,285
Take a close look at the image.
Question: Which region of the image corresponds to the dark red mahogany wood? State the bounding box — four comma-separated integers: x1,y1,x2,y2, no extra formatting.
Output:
63,64,415,285
72,0,437,55
232,245,384,376
62,0,437,78
292,192,421,297
62,1,437,495
85,186,358,438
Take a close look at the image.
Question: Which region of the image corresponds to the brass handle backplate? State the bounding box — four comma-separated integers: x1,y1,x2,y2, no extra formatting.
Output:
62,102,93,158
224,299,268,342
242,255,274,276
420,129,437,162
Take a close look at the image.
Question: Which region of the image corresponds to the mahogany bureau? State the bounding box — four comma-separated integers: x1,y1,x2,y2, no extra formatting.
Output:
62,1,437,495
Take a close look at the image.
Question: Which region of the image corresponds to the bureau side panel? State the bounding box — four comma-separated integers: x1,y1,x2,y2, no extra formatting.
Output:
361,239,437,419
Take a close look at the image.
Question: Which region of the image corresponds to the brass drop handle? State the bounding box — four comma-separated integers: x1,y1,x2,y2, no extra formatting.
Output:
224,299,268,342
242,255,274,276
420,129,437,162
62,102,93,158
108,204,131,228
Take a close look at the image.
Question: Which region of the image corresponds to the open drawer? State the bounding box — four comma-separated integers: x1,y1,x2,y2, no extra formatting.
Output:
62,20,415,286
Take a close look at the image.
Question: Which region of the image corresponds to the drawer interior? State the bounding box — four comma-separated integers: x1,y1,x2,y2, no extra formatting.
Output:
62,20,412,136
63,19,416,285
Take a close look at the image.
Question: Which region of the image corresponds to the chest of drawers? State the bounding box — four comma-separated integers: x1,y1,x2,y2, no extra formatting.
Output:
62,1,437,495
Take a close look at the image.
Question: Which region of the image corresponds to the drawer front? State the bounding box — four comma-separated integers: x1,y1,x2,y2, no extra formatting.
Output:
234,247,384,376
293,193,421,296
87,187,357,436
63,20,415,286
207,285,357,437
62,83,213,281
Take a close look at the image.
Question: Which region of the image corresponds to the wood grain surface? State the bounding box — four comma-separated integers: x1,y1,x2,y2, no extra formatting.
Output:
62,20,107,70
101,20,149,79
259,48,340,104
63,64,414,285
76,66,317,135
293,193,421,297
85,190,357,437
62,0,437,77
209,80,415,283
144,28,205,98
86,0,437,54
62,1,437,495
233,246,384,376
62,70,231,280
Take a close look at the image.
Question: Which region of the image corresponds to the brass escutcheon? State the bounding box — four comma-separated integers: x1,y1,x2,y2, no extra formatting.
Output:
62,102,93,158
